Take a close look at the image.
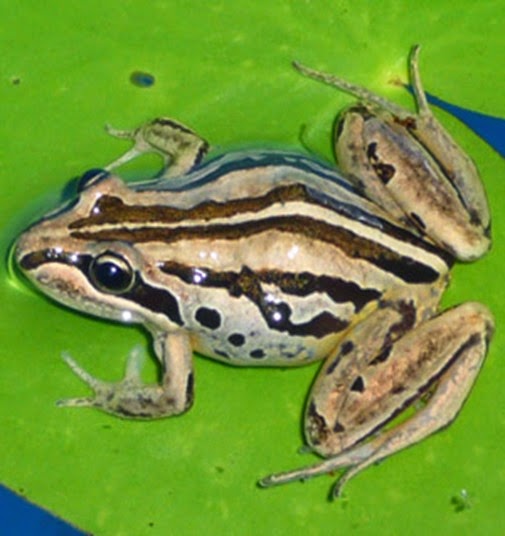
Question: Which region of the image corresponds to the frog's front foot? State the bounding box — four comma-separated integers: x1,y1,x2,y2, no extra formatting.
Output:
57,346,185,419
104,117,209,178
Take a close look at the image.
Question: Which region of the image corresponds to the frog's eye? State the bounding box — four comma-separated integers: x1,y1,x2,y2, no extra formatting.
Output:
77,169,110,193
89,252,135,294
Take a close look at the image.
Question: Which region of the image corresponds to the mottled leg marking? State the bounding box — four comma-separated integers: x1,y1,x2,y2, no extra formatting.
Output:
259,302,494,497
58,331,194,419
104,117,209,178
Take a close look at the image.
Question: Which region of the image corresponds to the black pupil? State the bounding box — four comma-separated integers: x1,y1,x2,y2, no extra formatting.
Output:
92,259,132,293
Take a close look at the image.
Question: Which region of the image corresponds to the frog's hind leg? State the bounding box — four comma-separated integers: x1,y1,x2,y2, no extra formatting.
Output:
259,302,494,497
294,47,491,261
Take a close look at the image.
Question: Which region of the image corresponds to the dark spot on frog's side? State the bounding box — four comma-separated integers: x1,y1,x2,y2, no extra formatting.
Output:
280,351,298,359
250,349,266,359
228,333,246,347
195,307,222,330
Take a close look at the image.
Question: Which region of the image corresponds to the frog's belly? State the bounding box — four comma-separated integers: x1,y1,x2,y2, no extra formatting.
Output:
190,326,343,366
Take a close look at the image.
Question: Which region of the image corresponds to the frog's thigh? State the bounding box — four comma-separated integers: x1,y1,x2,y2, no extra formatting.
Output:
307,302,493,490
305,298,421,455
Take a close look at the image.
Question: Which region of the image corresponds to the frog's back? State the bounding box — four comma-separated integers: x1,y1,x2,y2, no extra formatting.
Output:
114,150,451,365
127,150,450,285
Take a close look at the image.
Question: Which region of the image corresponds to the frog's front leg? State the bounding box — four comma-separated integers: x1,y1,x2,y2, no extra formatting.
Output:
260,301,494,497
104,118,209,178
58,330,194,419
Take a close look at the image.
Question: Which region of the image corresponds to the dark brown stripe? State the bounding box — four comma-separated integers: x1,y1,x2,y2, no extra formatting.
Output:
160,261,381,313
71,214,441,284
68,184,453,267
160,263,349,338
68,184,312,229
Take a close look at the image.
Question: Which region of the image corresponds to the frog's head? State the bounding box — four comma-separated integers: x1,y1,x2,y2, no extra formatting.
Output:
14,169,183,332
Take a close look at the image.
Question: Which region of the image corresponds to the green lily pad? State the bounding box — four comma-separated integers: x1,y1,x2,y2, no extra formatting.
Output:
1,2,504,534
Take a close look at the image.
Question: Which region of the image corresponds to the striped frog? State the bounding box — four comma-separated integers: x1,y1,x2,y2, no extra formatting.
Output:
15,47,494,496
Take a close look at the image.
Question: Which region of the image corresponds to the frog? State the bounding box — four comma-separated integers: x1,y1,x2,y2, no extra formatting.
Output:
14,46,494,497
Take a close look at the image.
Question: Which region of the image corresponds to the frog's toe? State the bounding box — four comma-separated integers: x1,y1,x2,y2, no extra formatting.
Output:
58,352,118,409
60,352,104,389
56,395,96,408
